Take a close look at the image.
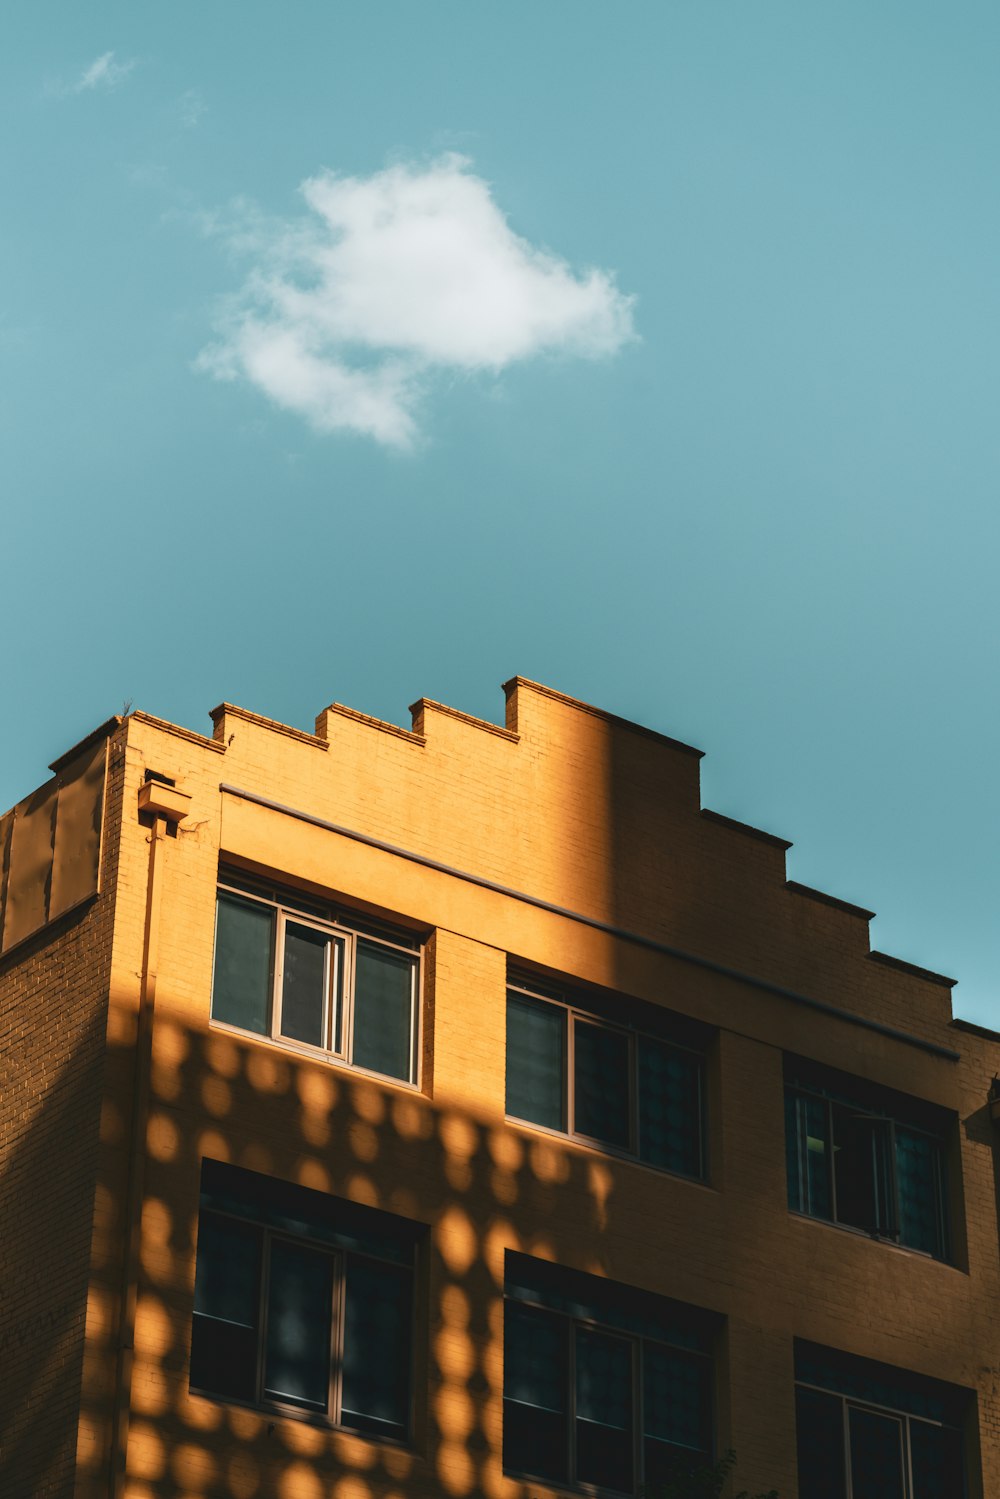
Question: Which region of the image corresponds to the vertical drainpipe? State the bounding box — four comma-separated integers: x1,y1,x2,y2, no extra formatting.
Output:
110,778,190,1499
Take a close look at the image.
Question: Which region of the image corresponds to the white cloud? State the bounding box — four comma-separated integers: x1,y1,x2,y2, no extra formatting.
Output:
178,90,206,129
196,155,636,448
72,51,136,93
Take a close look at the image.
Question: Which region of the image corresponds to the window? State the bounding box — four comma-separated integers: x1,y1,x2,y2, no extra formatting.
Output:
784,1061,950,1260
190,1160,421,1440
211,875,421,1084
505,980,705,1178
503,1253,715,1494
794,1342,967,1499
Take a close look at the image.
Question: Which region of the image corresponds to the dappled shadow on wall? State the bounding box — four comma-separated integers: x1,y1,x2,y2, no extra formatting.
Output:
0,998,108,1497
69,1013,620,1499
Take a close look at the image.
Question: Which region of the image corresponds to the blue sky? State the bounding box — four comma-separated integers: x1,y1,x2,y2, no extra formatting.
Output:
3,3,999,1025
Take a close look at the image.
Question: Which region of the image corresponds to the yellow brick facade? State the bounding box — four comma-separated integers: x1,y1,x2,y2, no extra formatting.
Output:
3,676,999,1497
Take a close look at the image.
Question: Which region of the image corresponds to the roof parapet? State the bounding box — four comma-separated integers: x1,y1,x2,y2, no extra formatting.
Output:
785,880,875,922
868,951,957,989
502,676,704,757
409,697,518,742
317,702,424,746
701,807,792,852
209,703,328,750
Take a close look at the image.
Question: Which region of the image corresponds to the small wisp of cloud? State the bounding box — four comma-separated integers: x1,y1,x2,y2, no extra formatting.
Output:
196,155,636,449
178,90,207,129
70,51,136,94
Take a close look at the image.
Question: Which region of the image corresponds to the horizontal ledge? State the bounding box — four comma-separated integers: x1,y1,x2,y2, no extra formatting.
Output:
219,782,961,1064
785,880,875,921
209,703,328,750
951,1017,1000,1043
49,715,122,773
701,808,792,851
503,677,705,758
869,950,957,989
410,698,519,743
131,712,226,754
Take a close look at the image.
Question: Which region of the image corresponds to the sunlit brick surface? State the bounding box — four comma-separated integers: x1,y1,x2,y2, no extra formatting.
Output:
3,679,999,1497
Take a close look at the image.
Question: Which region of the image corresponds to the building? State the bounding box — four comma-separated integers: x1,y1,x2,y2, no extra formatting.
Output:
2,677,999,1499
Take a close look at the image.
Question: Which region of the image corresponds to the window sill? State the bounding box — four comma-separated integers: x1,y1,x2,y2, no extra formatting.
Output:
208,1017,425,1096
787,1209,962,1272
504,1467,630,1499
503,1464,708,1499
189,1384,413,1450
504,1114,713,1192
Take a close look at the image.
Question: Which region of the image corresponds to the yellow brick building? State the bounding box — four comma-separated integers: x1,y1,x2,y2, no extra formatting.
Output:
2,678,999,1498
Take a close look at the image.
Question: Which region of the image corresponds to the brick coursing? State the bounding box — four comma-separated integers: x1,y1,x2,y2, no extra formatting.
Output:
2,687,999,1499
0,731,124,1498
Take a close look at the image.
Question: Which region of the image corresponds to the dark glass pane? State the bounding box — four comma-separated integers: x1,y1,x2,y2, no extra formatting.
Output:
910,1419,965,1499
833,1107,880,1233
341,1257,412,1439
796,1342,966,1426
506,995,566,1131
503,1302,569,1482
351,941,415,1080
190,1213,262,1402
849,1406,906,1499
263,1238,333,1411
786,1091,803,1213
638,1038,702,1176
785,1090,840,1217
643,1342,711,1453
280,923,330,1048
795,1386,847,1499
575,1326,634,1493
644,1438,706,1492
212,894,273,1035
574,1021,630,1149
201,1159,419,1264
802,1095,833,1218
896,1128,944,1258
505,1252,712,1354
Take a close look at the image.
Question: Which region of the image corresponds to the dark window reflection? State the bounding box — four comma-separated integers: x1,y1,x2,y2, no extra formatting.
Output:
341,1258,412,1439
575,1021,630,1149
352,941,414,1080
503,1303,569,1483
263,1238,333,1411
506,995,566,1130
575,1326,633,1492
212,895,273,1035
280,923,330,1048
190,1213,261,1403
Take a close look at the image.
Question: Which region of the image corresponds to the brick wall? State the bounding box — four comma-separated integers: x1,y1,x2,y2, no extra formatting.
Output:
0,730,123,1498
99,689,1000,1498
5,683,999,1499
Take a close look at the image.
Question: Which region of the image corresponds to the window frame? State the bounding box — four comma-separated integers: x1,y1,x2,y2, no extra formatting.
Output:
505,980,707,1181
190,1194,418,1442
794,1376,965,1499
503,1278,714,1495
785,1079,950,1260
211,878,423,1088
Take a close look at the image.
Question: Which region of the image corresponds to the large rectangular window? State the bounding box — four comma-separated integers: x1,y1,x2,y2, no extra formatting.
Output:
503,1253,715,1494
784,1060,950,1260
794,1342,968,1499
211,876,421,1085
505,981,705,1178
190,1160,420,1441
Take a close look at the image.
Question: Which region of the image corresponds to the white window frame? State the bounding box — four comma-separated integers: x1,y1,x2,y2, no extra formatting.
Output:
785,1084,949,1260
505,981,706,1179
795,1378,963,1499
192,1203,416,1440
212,880,422,1088
503,1291,713,1494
